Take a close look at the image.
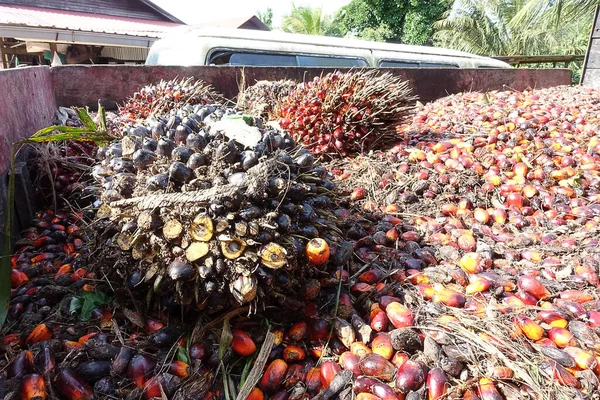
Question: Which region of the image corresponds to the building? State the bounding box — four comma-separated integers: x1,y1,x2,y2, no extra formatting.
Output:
0,0,185,67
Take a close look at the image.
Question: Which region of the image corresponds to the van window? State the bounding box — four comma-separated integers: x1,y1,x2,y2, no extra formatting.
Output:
209,50,367,67
297,55,367,67
421,62,459,68
379,60,420,68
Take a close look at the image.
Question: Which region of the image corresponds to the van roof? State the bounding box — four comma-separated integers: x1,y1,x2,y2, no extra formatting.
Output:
165,27,493,61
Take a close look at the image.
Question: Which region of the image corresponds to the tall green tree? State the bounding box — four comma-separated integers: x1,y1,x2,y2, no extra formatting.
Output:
433,0,597,56
257,8,273,30
282,4,334,35
333,0,449,44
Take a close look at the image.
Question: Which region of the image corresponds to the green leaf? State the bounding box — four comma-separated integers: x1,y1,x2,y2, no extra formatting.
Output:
219,317,233,360
0,147,17,328
75,108,98,131
176,345,190,364
74,291,110,321
98,103,107,132
69,296,83,316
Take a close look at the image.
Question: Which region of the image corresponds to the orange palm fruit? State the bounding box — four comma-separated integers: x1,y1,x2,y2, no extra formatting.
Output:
26,324,52,345
465,275,492,294
246,387,264,400
559,290,594,304
371,333,394,360
54,369,93,400
541,361,580,388
305,238,330,265
478,378,502,400
356,394,380,400
386,302,414,328
459,253,483,274
231,330,256,356
433,284,466,308
370,306,389,332
536,311,568,328
283,345,305,363
563,347,597,370
359,353,396,381
305,367,322,395
351,342,372,358
287,321,308,341
391,352,409,368
20,373,47,400
517,275,550,300
260,359,288,393
491,366,513,379
339,351,361,378
127,355,154,388
515,315,544,341
168,361,189,379
548,327,577,348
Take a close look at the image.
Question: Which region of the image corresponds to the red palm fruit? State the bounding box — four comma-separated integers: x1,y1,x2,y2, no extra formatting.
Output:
536,338,557,347
260,359,288,393
77,332,98,345
308,318,330,341
339,352,361,377
492,208,507,224
433,284,466,308
587,311,600,328
391,352,409,368
574,266,599,286
491,366,513,379
231,330,257,356
515,315,544,341
246,388,264,400
477,378,502,400
514,162,528,177
359,353,396,381
63,341,84,351
563,347,597,370
559,290,594,304
395,360,425,393
515,290,538,306
283,345,305,363
8,351,34,378
463,389,481,400
351,187,366,201
21,374,47,400
520,250,543,262
554,299,585,317
441,204,458,216
190,343,207,360
386,228,399,243
541,361,580,388
537,311,568,328
459,253,483,274
518,275,550,299
351,342,372,358
55,370,93,400
356,394,380,400
522,184,537,198
11,269,29,287
111,346,134,376
370,306,389,332
360,269,383,284
284,364,307,389
379,296,402,309
506,193,523,209
288,321,308,341
371,333,394,360
353,377,378,394
144,319,164,332
26,324,52,345
548,328,577,347
465,276,491,294
168,361,189,378
457,234,477,251
386,302,414,328
320,361,341,389
305,367,322,395
427,368,448,400
416,284,434,300
127,355,154,388
371,381,402,400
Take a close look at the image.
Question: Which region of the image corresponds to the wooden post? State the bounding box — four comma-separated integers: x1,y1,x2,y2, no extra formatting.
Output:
0,38,8,69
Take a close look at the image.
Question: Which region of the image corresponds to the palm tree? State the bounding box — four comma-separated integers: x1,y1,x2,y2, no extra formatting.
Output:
433,0,597,56
282,4,332,35
257,8,274,30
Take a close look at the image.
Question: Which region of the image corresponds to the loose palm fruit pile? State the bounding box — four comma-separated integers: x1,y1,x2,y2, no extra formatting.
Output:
276,70,415,157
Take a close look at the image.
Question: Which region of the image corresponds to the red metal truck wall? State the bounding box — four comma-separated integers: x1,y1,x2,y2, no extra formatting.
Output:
50,65,572,109
0,66,57,171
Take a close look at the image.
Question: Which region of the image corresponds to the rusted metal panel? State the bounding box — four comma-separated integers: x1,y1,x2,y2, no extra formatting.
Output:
50,65,572,109
0,66,56,171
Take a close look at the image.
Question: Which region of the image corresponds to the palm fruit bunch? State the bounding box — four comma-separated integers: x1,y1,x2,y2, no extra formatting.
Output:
118,77,223,123
92,101,345,312
237,79,298,120
276,70,416,157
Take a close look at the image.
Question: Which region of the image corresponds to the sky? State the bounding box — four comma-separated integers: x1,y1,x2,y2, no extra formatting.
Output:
151,0,352,27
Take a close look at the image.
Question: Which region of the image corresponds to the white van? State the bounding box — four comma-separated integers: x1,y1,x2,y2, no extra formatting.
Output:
146,28,511,69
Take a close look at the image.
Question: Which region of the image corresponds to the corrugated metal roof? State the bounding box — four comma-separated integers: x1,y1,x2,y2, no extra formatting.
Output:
0,4,183,38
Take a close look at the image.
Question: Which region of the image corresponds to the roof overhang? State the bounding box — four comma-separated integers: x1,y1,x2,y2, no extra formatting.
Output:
1,25,157,48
